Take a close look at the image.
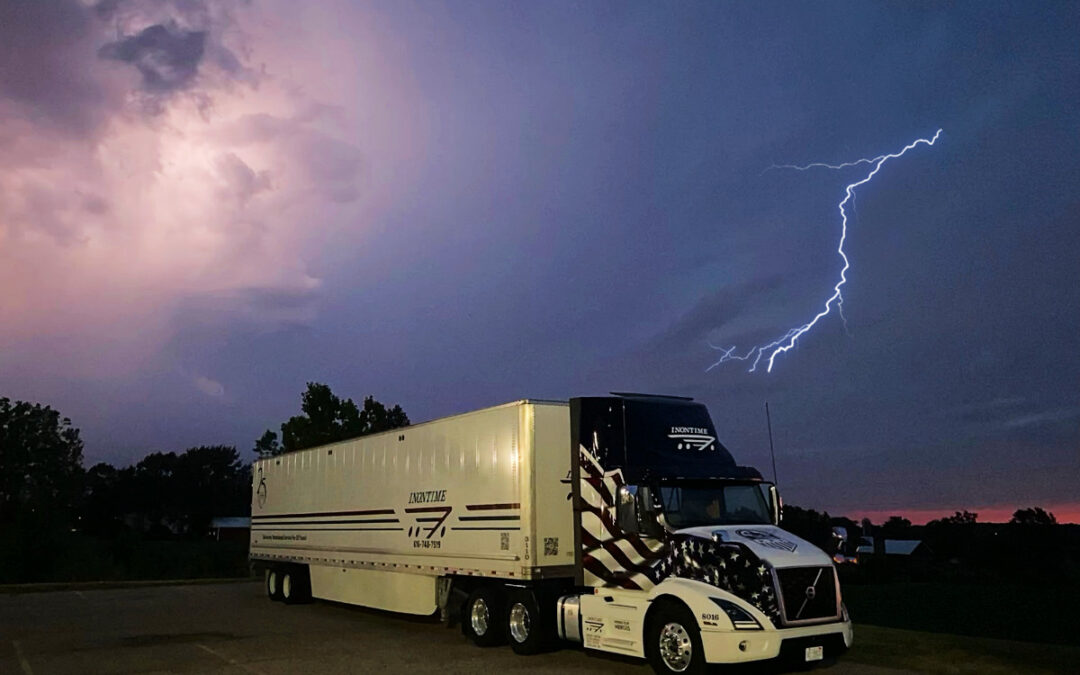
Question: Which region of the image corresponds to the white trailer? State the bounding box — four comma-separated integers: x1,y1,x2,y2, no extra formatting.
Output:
251,394,853,674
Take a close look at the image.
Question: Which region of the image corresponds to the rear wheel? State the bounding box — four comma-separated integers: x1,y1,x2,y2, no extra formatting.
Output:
265,568,282,602
461,586,506,647
507,589,551,655
646,601,707,675
280,566,312,604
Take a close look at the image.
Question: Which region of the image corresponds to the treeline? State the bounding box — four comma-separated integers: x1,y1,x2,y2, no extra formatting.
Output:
254,382,409,456
781,504,1080,586
0,384,408,583
83,446,249,537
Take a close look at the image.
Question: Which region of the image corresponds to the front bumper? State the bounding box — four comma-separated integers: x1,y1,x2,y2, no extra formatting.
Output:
700,619,853,664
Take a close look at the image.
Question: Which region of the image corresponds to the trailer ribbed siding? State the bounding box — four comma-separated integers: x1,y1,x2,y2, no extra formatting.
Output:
250,400,574,592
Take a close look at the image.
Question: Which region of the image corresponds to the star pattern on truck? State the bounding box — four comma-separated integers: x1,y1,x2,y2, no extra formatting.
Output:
663,535,781,624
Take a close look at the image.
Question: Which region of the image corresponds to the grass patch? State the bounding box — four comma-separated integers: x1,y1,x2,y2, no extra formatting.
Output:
0,528,250,583
843,582,1080,646
849,624,1080,675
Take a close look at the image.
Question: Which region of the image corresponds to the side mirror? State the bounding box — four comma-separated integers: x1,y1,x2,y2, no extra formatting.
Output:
636,485,664,538
637,485,656,515
831,526,848,556
768,484,781,525
615,485,639,533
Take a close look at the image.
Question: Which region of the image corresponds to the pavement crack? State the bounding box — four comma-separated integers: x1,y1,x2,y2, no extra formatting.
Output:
11,640,34,675
195,643,266,675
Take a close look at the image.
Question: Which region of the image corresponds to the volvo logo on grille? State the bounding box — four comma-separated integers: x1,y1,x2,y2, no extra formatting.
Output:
805,585,817,600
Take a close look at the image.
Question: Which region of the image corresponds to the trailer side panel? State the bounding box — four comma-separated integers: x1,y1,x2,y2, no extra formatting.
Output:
250,400,573,605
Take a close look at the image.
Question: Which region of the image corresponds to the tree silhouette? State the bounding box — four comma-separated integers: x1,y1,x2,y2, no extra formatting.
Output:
881,516,913,538
0,397,84,526
82,462,123,534
173,446,249,531
779,505,833,548
81,446,249,536
1010,507,1057,526
254,430,280,458
931,510,978,526
255,383,410,455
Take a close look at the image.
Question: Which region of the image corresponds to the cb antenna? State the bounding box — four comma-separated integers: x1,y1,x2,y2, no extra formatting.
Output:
765,401,779,485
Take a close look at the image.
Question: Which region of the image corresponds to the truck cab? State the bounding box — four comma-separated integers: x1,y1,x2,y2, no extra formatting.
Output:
559,394,852,674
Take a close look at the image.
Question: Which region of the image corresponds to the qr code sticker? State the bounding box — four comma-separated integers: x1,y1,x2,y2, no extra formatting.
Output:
543,537,559,556
500,532,510,550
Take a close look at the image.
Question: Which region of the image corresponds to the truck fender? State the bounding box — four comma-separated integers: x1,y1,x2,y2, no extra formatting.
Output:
645,577,771,632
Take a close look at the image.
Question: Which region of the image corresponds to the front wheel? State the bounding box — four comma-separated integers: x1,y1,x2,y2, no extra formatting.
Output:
646,601,707,675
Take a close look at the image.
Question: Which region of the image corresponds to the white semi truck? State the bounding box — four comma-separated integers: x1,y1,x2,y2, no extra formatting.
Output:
251,394,852,674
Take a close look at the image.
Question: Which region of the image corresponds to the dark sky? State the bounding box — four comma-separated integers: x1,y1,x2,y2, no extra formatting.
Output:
2,1,1078,522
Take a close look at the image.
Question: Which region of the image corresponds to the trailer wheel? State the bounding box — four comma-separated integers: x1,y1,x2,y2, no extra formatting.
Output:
645,600,707,675
506,589,551,655
461,586,506,647
281,566,312,605
265,568,283,602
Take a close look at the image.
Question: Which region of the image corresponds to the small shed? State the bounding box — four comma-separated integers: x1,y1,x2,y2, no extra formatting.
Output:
855,538,932,560
855,536,874,556
210,516,251,541
883,539,931,558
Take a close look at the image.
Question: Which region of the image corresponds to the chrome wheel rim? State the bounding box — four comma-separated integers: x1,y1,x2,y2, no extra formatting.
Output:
268,571,277,596
470,598,490,636
282,574,292,599
508,602,530,643
659,622,692,672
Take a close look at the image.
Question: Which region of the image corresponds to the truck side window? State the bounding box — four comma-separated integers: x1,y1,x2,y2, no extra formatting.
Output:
659,487,683,515
724,485,770,524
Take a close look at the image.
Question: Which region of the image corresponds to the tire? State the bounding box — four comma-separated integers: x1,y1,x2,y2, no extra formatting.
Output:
645,601,708,675
461,586,507,647
266,568,283,602
281,566,312,605
506,589,551,655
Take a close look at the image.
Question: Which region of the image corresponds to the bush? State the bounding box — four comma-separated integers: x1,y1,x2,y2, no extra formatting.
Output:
0,526,249,584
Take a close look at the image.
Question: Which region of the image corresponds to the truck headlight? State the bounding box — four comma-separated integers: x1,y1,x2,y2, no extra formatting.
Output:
710,598,762,630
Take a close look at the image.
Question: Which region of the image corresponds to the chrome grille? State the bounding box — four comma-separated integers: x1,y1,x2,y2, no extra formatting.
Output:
774,565,839,625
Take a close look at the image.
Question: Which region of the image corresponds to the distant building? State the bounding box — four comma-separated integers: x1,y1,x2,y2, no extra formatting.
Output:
883,539,930,557
855,538,931,561
210,516,251,541
855,536,874,557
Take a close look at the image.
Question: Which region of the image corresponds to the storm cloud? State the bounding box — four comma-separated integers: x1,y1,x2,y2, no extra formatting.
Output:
2,1,1077,522
0,0,117,136
99,22,207,93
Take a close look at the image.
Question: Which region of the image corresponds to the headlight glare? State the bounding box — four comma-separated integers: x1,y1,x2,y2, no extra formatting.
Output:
710,597,762,630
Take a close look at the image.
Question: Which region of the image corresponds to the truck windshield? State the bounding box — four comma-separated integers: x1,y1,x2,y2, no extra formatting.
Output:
658,484,771,528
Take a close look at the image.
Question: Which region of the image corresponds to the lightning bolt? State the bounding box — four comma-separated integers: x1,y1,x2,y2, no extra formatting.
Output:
708,129,942,374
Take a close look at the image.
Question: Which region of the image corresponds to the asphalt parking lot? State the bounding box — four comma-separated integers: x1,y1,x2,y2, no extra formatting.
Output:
0,581,913,674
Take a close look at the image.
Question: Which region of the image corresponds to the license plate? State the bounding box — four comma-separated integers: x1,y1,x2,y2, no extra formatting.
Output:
805,645,824,662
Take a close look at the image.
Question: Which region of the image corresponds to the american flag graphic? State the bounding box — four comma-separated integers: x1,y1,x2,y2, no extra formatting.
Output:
578,445,781,624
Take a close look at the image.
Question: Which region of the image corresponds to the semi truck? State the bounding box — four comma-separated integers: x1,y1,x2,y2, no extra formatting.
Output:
250,393,852,674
